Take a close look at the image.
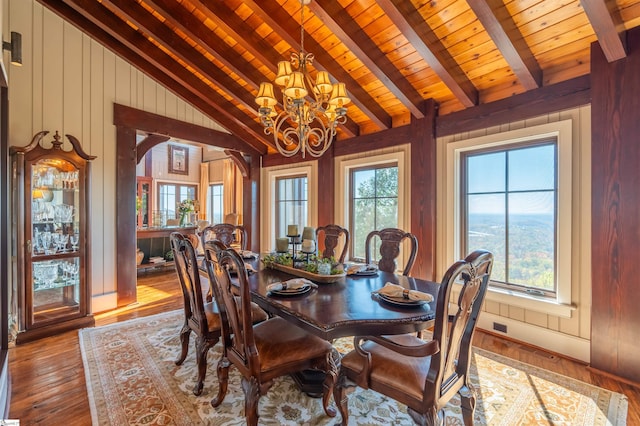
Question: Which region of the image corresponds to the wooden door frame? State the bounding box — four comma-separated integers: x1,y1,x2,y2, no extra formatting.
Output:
114,104,260,306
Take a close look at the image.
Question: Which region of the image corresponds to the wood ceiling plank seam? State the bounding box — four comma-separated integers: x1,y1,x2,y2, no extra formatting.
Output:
580,0,627,61
466,0,542,89
101,0,261,115
201,0,361,137
311,0,425,118
143,0,323,146
534,36,594,64
60,0,272,152
520,13,593,46
378,0,479,107
617,3,640,30
425,3,479,36
415,0,463,23
512,0,587,38
40,0,266,154
142,0,268,91
508,0,578,24
191,0,284,74
242,0,390,131
528,23,597,56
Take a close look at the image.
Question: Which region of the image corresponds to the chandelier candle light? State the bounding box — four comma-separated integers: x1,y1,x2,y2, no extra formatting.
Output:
255,0,351,158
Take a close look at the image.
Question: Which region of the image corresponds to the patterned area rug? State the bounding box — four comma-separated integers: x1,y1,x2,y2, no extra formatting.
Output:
80,310,628,425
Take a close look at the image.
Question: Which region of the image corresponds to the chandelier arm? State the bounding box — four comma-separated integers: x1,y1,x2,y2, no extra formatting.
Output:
255,0,348,158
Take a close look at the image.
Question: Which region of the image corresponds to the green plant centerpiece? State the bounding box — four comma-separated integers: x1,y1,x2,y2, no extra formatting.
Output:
262,252,345,282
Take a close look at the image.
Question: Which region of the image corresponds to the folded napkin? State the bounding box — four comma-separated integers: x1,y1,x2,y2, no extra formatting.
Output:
267,278,315,292
346,264,378,275
245,264,257,274
241,250,258,259
373,282,433,302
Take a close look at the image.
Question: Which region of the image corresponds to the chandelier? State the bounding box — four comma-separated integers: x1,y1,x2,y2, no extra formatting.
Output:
255,0,351,158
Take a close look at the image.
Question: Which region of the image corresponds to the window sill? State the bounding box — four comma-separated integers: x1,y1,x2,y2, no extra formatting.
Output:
454,282,576,318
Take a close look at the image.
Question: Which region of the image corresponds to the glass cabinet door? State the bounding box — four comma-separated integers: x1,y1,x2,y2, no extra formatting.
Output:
28,159,82,324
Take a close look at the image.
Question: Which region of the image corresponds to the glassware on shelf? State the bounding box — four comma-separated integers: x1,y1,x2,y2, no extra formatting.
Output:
54,204,74,223
70,234,79,251
33,261,59,289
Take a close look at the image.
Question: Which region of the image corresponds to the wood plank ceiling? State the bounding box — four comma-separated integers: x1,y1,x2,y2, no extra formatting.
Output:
38,0,640,156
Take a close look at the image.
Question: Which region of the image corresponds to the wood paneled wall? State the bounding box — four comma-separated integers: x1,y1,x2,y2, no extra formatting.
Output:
591,27,640,383
7,0,226,312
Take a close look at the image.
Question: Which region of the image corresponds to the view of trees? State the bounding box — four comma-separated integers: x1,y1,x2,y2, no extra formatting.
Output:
468,213,555,291
351,166,398,260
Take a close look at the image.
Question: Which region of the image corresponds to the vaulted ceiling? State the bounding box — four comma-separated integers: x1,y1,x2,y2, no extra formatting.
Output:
38,0,640,156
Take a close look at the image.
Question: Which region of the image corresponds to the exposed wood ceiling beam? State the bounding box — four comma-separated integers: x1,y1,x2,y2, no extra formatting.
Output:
580,0,627,62
143,0,263,91
135,134,170,164
243,0,391,130
378,0,479,107
466,0,542,90
310,0,425,118
101,0,260,115
140,0,317,144
59,0,270,154
191,0,359,138
40,0,264,155
115,104,252,152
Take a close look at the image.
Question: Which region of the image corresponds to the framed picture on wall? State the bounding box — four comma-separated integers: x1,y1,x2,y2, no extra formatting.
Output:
169,144,189,175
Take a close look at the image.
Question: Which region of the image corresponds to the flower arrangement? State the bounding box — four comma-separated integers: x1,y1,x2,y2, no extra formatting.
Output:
177,199,196,226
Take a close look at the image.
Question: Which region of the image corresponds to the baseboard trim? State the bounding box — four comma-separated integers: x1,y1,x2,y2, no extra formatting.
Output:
92,292,118,314
477,312,590,363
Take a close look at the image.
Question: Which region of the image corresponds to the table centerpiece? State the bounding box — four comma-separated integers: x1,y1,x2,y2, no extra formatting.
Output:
262,252,346,283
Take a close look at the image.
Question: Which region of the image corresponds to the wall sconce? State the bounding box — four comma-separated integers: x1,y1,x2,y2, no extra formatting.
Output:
3,31,22,66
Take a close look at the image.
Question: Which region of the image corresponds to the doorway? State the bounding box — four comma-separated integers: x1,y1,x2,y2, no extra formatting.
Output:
113,104,261,306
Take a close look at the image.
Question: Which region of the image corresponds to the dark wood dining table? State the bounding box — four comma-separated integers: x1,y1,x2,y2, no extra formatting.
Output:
246,259,441,341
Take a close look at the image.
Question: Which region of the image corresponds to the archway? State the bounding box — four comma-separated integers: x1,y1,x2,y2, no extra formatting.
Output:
113,104,261,306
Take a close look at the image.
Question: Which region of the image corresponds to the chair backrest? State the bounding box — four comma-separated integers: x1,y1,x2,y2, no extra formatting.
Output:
224,212,239,225
200,223,247,250
364,228,418,275
170,232,209,335
203,240,258,378
316,224,350,263
427,249,493,406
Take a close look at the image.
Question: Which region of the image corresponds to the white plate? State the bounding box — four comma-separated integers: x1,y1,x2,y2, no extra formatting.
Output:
268,284,312,297
378,293,428,307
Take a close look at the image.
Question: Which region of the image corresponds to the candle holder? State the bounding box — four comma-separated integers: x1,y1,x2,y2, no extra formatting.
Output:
286,234,301,261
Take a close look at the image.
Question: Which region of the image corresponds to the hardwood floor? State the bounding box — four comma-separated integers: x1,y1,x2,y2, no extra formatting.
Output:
8,270,640,425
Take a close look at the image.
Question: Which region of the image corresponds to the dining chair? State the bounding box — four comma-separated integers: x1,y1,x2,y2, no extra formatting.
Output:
333,250,494,426
199,223,246,251
316,224,350,263
203,240,338,426
169,232,267,396
365,227,418,275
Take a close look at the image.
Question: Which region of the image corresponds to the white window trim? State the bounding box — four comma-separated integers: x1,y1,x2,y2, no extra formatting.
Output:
261,164,317,253
207,182,224,224
445,120,575,317
336,150,408,264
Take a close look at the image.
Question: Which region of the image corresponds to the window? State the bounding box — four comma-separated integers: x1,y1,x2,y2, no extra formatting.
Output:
275,175,308,238
445,119,573,316
207,184,224,224
349,164,398,261
158,183,197,219
462,142,556,297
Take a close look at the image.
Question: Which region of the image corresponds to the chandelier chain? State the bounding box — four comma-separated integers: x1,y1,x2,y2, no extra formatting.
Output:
254,0,350,158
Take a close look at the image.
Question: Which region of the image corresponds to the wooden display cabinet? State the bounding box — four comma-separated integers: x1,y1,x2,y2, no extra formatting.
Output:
136,176,153,228
11,131,95,343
